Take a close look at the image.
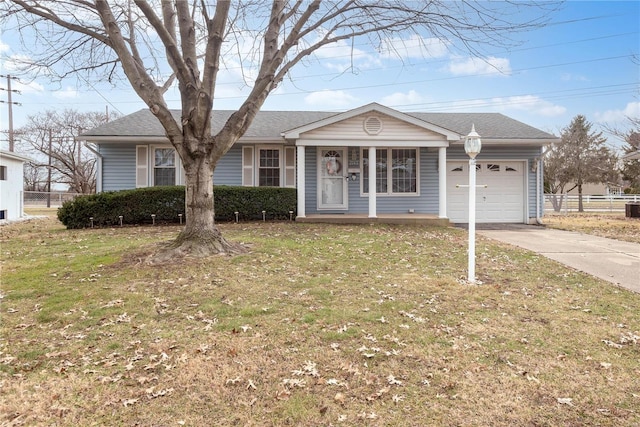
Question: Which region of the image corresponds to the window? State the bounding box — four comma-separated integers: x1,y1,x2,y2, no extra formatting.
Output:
259,148,280,186
0,166,6,180
487,163,500,172
391,149,417,193
154,148,176,186
362,148,417,194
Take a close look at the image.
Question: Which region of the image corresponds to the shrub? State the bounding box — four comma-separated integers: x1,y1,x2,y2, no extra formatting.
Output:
57,186,297,229
213,186,297,221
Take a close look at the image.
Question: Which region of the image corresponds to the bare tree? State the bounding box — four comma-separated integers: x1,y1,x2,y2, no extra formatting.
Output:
17,109,114,194
621,130,640,192
2,1,559,259
23,161,49,191
544,115,619,212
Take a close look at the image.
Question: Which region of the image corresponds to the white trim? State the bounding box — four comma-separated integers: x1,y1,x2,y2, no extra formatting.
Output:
368,147,376,217
449,138,557,147
295,138,448,148
255,145,284,187
296,146,306,218
150,145,180,186
0,150,31,163
438,147,447,218
317,147,348,211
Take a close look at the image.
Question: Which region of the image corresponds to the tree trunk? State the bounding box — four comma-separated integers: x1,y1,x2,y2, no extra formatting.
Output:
578,183,584,212
149,153,246,263
550,194,563,212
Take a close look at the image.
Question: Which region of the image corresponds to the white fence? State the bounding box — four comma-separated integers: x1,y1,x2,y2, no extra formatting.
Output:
23,191,83,207
544,194,640,214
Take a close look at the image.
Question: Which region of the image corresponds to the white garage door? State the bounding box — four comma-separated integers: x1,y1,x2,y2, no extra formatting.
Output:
447,161,525,223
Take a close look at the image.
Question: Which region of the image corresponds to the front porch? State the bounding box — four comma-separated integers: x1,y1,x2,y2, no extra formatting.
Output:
296,213,451,226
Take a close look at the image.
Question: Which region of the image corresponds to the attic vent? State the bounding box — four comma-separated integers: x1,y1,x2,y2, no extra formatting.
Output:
363,116,383,135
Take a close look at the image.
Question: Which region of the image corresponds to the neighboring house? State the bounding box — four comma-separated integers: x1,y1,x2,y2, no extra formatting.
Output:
0,150,30,222
79,103,558,224
566,183,623,196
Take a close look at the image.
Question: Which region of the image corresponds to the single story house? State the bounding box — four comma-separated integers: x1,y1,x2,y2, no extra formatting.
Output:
80,103,557,224
0,150,31,222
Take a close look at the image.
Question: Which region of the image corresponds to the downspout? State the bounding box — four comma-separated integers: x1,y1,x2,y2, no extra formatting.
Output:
83,142,103,193
536,157,543,225
533,145,553,226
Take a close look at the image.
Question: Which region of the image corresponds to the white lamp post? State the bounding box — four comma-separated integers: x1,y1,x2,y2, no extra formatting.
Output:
464,124,482,283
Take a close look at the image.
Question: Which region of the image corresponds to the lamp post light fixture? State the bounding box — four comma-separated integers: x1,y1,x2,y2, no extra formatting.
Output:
464,124,482,283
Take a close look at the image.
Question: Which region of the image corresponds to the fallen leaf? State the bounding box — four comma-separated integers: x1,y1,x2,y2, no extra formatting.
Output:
557,397,574,406
122,398,139,407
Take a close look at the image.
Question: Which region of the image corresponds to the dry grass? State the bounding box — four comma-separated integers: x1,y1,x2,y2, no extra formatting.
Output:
1,217,639,426
544,213,640,244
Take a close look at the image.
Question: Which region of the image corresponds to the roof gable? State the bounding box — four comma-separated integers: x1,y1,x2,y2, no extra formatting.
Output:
282,103,461,141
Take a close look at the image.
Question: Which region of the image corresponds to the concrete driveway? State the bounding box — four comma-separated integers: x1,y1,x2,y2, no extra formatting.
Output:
477,225,640,293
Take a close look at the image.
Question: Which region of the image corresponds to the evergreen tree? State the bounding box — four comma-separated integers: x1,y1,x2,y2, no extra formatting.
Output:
544,115,618,212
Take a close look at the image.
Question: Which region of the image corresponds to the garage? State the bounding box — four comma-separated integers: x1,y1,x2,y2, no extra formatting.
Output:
447,161,526,223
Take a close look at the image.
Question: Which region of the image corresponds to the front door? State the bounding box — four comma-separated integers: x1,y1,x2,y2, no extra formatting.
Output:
318,149,348,210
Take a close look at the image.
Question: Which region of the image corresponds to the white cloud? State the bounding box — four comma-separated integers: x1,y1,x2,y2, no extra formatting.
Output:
490,95,566,116
380,90,424,107
595,101,640,123
561,73,589,82
312,30,380,72
379,35,449,60
304,90,359,108
14,80,44,95
448,56,511,77
52,86,80,99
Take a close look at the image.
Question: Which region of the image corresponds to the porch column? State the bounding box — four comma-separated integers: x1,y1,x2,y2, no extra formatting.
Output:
296,145,306,218
368,146,377,218
438,146,447,218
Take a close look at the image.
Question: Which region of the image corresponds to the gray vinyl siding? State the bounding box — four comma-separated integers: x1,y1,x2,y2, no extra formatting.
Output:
99,144,136,191
304,147,439,215
213,145,242,186
447,145,544,220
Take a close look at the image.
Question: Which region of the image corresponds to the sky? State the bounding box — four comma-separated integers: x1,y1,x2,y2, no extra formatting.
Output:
1,1,638,153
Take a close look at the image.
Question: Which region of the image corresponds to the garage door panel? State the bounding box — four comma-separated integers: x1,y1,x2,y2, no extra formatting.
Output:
447,161,525,223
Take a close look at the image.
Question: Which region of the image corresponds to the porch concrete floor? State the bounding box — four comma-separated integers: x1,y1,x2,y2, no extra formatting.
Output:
296,213,451,226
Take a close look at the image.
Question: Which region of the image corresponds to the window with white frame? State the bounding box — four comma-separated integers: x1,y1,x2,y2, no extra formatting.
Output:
153,147,176,186
0,165,7,181
258,148,280,186
362,148,417,194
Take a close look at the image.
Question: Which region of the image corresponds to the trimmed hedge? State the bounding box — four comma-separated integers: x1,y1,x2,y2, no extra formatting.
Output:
57,186,297,229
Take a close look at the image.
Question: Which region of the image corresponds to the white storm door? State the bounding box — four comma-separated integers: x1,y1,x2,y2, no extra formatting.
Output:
318,149,348,210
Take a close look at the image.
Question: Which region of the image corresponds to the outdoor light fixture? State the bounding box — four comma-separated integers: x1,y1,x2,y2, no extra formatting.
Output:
464,124,482,283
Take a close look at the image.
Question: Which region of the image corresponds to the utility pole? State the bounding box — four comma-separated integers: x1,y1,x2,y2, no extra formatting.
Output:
47,129,52,208
0,74,21,152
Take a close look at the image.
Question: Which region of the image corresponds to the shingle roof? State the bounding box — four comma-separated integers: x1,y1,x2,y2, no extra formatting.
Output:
82,108,556,141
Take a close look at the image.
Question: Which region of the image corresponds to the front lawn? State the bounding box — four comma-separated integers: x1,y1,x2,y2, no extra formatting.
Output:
544,213,640,244
1,218,638,426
